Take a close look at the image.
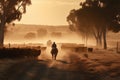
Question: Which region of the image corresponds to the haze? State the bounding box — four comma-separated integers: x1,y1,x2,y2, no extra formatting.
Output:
15,0,85,25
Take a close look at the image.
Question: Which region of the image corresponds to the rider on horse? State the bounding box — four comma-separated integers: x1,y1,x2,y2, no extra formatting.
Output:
51,42,58,60
52,42,57,49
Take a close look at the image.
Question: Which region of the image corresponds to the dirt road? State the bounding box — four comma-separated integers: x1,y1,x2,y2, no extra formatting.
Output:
0,59,93,80
0,50,120,80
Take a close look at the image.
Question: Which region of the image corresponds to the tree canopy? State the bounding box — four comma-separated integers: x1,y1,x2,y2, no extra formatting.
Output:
67,0,120,49
0,0,31,23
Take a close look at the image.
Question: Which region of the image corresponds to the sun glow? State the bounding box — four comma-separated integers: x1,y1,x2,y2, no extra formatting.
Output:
15,0,85,25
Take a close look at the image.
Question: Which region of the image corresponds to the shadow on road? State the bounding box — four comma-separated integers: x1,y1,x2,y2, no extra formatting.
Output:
0,59,120,80
56,60,68,64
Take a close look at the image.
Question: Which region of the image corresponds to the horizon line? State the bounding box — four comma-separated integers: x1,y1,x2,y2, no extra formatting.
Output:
13,23,69,26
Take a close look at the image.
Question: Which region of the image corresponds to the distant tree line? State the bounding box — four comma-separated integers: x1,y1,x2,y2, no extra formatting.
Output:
67,0,120,49
24,28,62,39
24,28,48,39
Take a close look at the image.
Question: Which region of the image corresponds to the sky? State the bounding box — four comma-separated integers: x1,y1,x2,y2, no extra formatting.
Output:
16,0,85,25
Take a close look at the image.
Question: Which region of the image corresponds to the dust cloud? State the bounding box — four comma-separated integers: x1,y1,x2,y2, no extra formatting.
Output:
2,24,120,80
4,24,96,47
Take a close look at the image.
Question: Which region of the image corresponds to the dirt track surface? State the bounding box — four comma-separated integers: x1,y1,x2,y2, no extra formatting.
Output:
0,50,120,80
0,59,92,80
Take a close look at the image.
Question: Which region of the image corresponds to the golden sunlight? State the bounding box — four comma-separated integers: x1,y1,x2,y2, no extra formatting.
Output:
16,0,85,25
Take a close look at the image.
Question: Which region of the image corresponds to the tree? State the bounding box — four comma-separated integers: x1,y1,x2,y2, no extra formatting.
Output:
0,0,31,47
24,32,36,39
67,7,103,47
67,0,120,49
37,28,47,38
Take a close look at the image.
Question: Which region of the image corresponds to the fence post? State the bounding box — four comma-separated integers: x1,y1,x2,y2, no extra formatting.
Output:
117,42,118,53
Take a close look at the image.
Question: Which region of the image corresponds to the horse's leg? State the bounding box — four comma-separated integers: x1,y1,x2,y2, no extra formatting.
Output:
53,54,55,60
54,54,56,60
51,53,53,60
55,53,57,60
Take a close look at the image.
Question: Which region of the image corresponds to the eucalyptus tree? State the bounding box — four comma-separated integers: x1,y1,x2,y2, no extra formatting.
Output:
67,0,120,49
0,0,31,47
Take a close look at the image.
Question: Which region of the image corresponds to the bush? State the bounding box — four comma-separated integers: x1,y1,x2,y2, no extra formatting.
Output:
0,48,41,59
24,32,36,39
51,32,62,38
37,28,47,38
88,48,93,52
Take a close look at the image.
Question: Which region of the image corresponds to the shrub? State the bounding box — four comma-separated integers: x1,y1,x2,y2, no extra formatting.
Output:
24,32,36,39
0,48,41,59
37,28,47,38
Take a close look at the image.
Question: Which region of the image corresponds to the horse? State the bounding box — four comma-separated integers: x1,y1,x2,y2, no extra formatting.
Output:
51,47,58,60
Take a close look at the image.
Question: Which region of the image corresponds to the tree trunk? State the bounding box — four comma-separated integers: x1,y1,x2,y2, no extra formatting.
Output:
96,38,99,47
0,23,5,48
96,38,102,48
103,27,107,49
85,32,88,47
98,35,102,47
0,14,6,48
95,33,102,48
93,28,102,48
